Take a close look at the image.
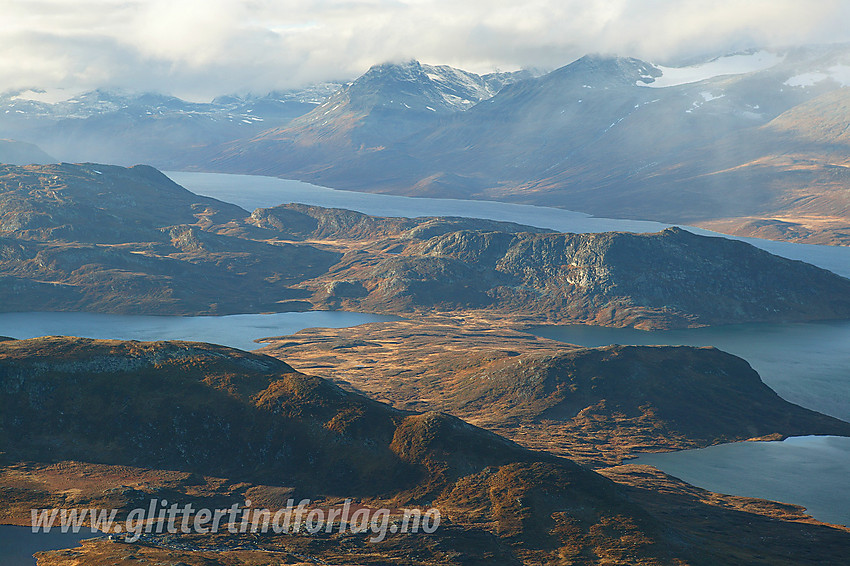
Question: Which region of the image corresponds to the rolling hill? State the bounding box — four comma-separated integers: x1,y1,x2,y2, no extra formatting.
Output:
2,164,850,327
3,336,850,565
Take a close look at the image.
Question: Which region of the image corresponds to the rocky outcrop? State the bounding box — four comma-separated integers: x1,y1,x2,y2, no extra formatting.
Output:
249,202,551,241
0,162,245,243
341,227,850,328
447,344,850,449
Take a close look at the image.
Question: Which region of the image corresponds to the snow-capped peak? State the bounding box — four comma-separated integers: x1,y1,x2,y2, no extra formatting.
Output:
335,60,531,114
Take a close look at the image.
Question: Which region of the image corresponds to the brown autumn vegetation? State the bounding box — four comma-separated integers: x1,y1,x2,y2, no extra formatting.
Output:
3,336,850,565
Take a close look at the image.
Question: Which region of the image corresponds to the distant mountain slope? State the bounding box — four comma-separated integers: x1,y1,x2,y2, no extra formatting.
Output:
0,86,338,167
764,87,850,148
689,86,850,244
201,45,850,245
0,139,55,165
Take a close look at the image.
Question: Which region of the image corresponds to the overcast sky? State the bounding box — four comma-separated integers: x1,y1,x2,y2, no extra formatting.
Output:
3,0,850,101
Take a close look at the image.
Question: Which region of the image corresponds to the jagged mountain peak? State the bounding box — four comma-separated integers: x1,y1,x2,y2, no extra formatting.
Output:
311,59,532,116
548,54,662,87
340,59,491,113
362,59,427,78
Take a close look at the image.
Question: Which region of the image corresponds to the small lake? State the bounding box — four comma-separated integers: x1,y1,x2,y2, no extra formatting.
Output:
532,321,850,525
633,436,850,526
0,311,397,352
0,526,90,566
166,171,850,279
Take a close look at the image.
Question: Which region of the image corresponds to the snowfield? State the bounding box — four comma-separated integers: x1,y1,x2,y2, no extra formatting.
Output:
642,51,784,88
785,64,850,88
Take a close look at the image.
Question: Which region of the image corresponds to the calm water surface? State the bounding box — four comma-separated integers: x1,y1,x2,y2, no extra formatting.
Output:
0,526,91,566
633,436,850,526
0,311,398,352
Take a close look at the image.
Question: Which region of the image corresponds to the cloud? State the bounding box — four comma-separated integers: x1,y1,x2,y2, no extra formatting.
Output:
1,0,849,100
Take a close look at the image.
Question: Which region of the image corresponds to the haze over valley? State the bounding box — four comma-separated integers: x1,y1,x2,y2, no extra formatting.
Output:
6,44,850,245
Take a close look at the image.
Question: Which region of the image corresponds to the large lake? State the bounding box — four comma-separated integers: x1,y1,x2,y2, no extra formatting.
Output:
633,436,850,526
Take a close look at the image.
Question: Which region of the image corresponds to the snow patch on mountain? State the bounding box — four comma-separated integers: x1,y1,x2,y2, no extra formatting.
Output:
9,88,88,104
642,51,784,88
700,91,725,102
785,65,850,88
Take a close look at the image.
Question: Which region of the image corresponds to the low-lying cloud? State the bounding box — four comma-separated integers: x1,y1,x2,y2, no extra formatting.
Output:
2,0,850,101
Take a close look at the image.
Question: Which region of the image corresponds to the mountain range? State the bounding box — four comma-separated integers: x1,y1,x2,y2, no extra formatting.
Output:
0,139,55,165
0,64,532,173
0,85,341,168
197,45,850,244
4,46,850,245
